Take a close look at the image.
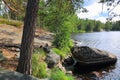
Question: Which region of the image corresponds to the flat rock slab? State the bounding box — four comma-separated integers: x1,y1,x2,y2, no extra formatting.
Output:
0,68,49,80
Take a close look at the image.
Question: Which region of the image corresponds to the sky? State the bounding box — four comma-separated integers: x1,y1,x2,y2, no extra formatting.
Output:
76,0,120,23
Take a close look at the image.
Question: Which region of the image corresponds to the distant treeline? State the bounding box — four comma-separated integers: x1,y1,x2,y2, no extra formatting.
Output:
110,21,120,31
40,14,120,33
64,14,120,33
77,19,120,32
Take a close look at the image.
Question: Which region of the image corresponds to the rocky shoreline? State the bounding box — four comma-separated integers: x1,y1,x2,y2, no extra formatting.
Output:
0,24,117,80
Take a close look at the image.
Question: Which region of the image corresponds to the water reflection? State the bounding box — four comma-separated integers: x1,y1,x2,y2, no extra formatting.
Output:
72,31,120,80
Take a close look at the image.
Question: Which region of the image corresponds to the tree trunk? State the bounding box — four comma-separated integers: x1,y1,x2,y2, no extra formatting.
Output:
16,0,39,75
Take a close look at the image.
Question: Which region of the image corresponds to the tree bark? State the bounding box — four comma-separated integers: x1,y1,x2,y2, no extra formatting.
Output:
16,0,39,75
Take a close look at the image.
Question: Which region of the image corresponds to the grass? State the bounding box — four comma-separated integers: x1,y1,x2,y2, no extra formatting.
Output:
32,48,75,79
52,47,71,58
77,30,86,33
52,48,66,58
32,49,48,78
0,18,22,27
50,68,74,80
31,43,75,79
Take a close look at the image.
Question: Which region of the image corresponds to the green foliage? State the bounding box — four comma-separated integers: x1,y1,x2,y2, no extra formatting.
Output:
37,0,84,49
0,18,22,27
64,14,79,32
111,21,120,31
69,39,74,48
0,0,26,20
50,68,74,80
102,20,120,31
52,39,73,58
38,0,73,49
32,49,48,78
37,0,47,27
78,30,86,33
104,21,112,31
52,47,70,58
76,19,105,32
53,26,71,48
52,48,65,57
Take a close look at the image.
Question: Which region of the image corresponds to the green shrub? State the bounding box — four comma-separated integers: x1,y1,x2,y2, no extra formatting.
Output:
0,18,22,27
50,68,74,80
78,30,86,33
52,47,71,58
52,36,74,58
69,40,74,48
66,75,75,80
52,48,66,58
32,50,47,78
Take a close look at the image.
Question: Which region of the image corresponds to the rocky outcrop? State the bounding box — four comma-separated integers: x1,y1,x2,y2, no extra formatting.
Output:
71,46,117,62
0,24,53,49
70,46,117,73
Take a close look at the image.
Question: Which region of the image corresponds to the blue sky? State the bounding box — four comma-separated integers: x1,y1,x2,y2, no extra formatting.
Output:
76,0,120,23
83,0,96,6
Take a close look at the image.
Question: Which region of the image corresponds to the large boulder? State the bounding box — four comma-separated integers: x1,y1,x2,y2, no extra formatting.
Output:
71,46,117,72
45,50,60,68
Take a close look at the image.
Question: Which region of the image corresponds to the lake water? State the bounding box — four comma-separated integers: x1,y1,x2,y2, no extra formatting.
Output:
72,31,120,80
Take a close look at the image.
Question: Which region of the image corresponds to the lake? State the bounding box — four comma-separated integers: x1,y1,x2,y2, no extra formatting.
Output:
72,31,120,80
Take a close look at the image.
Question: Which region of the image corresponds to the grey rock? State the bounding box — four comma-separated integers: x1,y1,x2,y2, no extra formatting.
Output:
0,68,40,80
70,46,117,73
45,50,60,68
15,48,20,52
16,53,20,59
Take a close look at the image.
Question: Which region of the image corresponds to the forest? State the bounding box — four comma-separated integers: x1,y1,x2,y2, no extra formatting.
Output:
0,0,120,33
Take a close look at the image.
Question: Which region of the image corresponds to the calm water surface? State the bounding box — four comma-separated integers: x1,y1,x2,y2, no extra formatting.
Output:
72,31,120,80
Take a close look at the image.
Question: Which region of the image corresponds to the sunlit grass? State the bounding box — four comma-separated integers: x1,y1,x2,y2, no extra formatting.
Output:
52,46,71,59
52,48,66,58
32,49,48,78
50,68,74,80
0,18,22,27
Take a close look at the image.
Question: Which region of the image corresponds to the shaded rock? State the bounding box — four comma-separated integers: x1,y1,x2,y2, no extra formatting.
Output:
63,56,74,66
62,56,75,73
45,51,60,68
71,46,117,73
0,50,6,61
43,44,50,53
0,68,50,80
